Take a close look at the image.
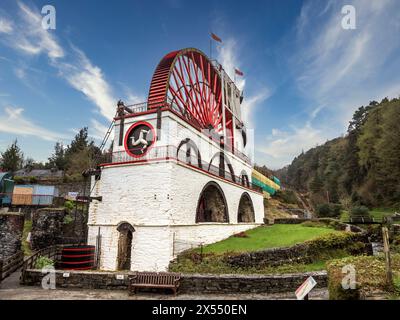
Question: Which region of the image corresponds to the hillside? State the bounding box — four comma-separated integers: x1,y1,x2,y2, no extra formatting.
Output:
276,97,400,210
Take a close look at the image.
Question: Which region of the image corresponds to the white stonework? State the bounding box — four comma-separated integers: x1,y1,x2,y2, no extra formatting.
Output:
87,109,264,272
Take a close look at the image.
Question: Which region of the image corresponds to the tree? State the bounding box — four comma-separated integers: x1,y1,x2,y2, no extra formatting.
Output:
0,139,24,172
48,142,67,170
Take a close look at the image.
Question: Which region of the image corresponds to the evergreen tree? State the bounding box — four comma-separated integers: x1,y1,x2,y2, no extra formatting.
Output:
0,139,24,172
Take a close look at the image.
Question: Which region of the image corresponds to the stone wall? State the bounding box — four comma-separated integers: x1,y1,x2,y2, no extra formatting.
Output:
0,213,24,260
21,269,327,294
30,208,65,250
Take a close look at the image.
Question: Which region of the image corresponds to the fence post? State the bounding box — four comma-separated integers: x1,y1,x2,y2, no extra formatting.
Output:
382,226,393,288
0,259,3,282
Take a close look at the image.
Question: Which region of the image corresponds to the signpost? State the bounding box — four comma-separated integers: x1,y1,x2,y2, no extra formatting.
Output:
295,276,317,300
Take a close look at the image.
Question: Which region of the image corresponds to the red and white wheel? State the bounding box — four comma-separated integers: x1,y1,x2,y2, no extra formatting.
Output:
148,48,223,133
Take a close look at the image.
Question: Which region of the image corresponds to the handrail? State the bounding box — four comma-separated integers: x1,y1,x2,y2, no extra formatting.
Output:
100,145,262,193
20,244,75,284
0,251,24,282
113,99,252,165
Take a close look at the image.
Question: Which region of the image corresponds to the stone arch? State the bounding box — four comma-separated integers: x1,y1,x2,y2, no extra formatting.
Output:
116,222,134,270
208,152,236,182
237,192,255,223
240,170,250,188
196,181,229,223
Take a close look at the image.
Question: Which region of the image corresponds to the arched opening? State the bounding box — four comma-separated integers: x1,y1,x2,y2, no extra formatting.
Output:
208,152,236,182
238,193,255,223
116,222,135,270
177,138,202,169
196,182,229,223
240,170,250,188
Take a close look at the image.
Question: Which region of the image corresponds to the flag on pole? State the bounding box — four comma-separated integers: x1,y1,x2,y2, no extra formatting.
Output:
235,68,244,76
211,32,222,43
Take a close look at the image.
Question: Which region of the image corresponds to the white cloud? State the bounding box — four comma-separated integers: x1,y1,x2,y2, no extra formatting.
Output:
259,0,400,169
258,123,329,169
0,18,13,34
0,107,69,142
89,118,114,142
293,0,400,126
10,2,64,59
216,38,245,90
57,47,116,120
0,2,120,121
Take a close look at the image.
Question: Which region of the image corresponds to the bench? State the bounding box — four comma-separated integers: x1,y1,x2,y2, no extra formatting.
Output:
128,272,181,295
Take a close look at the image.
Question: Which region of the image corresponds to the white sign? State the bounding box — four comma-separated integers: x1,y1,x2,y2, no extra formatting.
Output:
295,276,317,300
66,192,79,200
116,274,125,280
62,272,70,278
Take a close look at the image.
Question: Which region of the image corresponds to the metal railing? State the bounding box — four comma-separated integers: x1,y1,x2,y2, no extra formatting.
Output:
115,99,252,165
101,145,262,193
0,251,24,282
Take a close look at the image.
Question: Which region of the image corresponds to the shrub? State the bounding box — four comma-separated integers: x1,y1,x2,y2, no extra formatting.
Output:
350,206,370,218
34,256,55,269
275,190,298,205
316,203,342,218
63,214,74,224
64,200,75,212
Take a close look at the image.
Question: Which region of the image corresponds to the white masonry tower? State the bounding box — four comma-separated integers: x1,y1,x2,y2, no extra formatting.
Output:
87,48,264,271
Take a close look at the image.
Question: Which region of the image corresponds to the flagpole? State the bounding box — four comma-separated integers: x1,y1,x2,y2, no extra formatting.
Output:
210,38,212,59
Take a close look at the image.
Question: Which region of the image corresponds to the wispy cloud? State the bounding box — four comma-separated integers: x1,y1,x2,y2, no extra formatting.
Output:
0,2,117,121
259,0,400,169
0,18,13,34
0,107,68,142
258,123,329,169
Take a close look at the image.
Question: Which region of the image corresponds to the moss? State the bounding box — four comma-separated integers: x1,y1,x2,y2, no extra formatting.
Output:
326,255,400,299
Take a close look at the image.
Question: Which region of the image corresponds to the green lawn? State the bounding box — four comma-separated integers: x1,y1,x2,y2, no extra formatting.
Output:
341,208,397,223
370,208,396,222
199,224,341,254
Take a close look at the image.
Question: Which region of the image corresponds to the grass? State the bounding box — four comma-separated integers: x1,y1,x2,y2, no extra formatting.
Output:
340,207,397,223
22,219,32,256
198,224,341,254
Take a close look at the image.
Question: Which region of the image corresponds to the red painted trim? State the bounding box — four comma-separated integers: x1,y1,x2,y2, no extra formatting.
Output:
123,121,156,158
62,247,95,252
100,156,263,195
61,253,95,258
63,266,94,270
61,260,95,265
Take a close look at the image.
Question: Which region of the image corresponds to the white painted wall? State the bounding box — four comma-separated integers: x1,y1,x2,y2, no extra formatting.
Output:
87,110,264,272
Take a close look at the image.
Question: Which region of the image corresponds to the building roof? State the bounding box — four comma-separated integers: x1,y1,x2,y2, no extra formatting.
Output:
14,169,64,179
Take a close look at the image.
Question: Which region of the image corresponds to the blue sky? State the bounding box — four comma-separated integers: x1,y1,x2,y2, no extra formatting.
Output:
0,0,399,169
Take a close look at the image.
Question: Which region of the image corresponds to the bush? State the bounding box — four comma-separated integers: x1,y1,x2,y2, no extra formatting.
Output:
63,214,74,224
34,256,55,269
275,190,298,205
350,206,370,217
301,221,326,228
316,203,342,218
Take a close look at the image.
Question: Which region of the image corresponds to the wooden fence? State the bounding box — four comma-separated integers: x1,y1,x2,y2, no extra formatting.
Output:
0,251,24,282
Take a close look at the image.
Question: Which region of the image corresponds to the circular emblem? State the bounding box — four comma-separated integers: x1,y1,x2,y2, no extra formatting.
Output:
124,121,156,157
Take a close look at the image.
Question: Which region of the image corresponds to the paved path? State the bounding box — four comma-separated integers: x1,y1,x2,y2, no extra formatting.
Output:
0,270,329,300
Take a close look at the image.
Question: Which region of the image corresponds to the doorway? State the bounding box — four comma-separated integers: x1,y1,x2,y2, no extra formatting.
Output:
116,222,135,270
